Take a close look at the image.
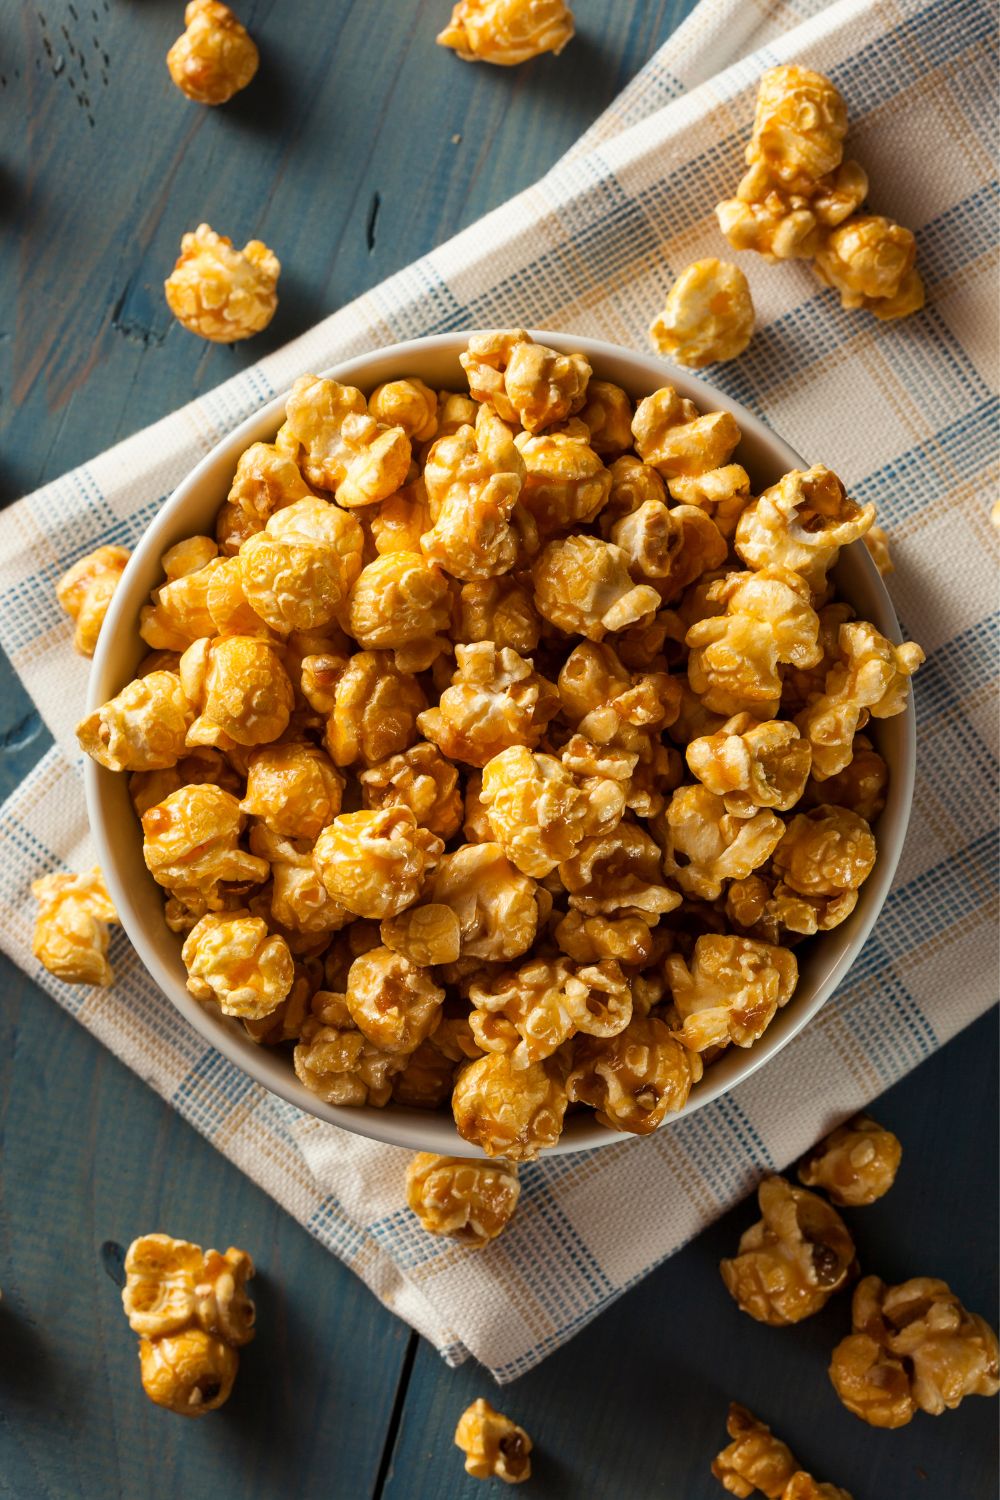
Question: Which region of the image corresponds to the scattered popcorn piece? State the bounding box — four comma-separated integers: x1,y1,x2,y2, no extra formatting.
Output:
720,1175,855,1325
735,466,875,594
406,1154,520,1247
798,1113,902,1206
454,1397,533,1484
56,545,131,657
567,1015,702,1134
122,1232,254,1416
829,1275,999,1426
650,259,755,368
165,224,278,343
747,66,849,190
182,911,293,1018
814,215,925,319
77,670,195,772
32,868,119,986
166,0,258,105
452,1051,567,1159
667,934,797,1053
711,1403,800,1499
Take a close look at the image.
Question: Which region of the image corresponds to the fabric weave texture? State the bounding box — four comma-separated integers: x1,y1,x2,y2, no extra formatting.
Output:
0,0,995,1382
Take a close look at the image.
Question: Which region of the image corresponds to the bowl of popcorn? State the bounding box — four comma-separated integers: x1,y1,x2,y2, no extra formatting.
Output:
80,328,922,1160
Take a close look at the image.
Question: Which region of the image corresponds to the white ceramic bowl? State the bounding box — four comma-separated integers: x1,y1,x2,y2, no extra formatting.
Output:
86,331,915,1155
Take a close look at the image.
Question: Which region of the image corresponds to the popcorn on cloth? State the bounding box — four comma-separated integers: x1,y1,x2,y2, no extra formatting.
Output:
32,868,119,987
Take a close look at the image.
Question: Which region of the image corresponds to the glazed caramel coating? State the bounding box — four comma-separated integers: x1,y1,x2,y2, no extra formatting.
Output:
632,387,741,480
686,714,812,816
32,869,119,987
360,741,463,840
460,330,590,430
216,442,315,554
798,1113,901,1206
649,259,755,368
830,1275,999,1427
381,902,463,967
480,743,625,877
735,465,875,594
667,934,797,1052
469,955,632,1066
282,374,411,507
240,742,344,840
747,66,849,189
347,551,451,670
418,643,558,767
659,783,784,901
579,380,634,455
323,650,427,766
796,621,923,780
686,569,822,718
452,1051,567,1160
345,945,445,1055
293,992,405,1106
239,496,364,633
567,1016,702,1134
56,544,131,656
439,0,573,68
514,429,612,535
720,1176,855,1325
420,404,529,580
668,465,752,540
371,480,433,556
406,1154,520,1247
77,670,194,772
711,1403,800,1499
453,575,541,655
138,1331,238,1417
804,735,887,823
431,843,546,961
249,824,352,937
312,806,443,920
611,499,727,602
180,635,293,747
782,1476,853,1500
181,911,293,1018
391,1038,457,1108
454,1397,533,1484
164,225,277,343
773,805,875,899
532,534,661,641
166,0,258,105
863,523,893,576
142,784,268,908
368,378,438,441
814,216,922,316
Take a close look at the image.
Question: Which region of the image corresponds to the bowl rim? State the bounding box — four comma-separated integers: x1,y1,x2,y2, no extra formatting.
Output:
85,329,916,1155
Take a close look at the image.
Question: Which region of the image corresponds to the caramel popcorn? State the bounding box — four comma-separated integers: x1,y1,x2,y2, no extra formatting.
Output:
577,380,633,455
165,224,278,343
515,429,612,534
720,1176,855,1325
240,743,344,840
532,535,660,641
381,902,462,966
182,911,293,1018
368,378,439,441
282,374,411,508
667,934,797,1052
431,843,546,961
782,1477,852,1500
313,806,442,921
480,744,625,877
294,991,405,1106
830,1275,999,1427
599,453,668,536
439,0,573,67
686,569,822,718
798,1113,901,1206
56,545,130,657
123,1232,254,1416
650,259,755,368
667,465,752,540
632,387,741,480
805,734,887,823
32,869,119,987
420,403,529,579
452,1051,567,1159
406,1154,520,1248
469,955,632,1066
686,715,812,816
711,1403,800,1499
863,523,893,576
129,746,240,817
166,0,258,105
460,330,589,429
560,822,682,934
239,496,364,633
323,650,427,766
735,466,875,595
345,945,445,1054
77,670,194,772
216,441,315,554
796,621,923,780
453,575,541,654
773,805,876,919
419,643,558,766
371,480,433,557
142,784,268,916
814,215,925,319
659,784,784,901
610,499,727,601
347,551,451,670
567,1016,702,1134
179,635,293,749
454,1397,533,1484
359,742,463,840
251,826,352,938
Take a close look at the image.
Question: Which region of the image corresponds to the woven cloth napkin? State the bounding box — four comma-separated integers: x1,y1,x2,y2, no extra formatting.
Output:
0,0,995,1383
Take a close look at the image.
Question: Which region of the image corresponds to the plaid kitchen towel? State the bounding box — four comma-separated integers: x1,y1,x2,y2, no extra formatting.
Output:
0,0,996,1381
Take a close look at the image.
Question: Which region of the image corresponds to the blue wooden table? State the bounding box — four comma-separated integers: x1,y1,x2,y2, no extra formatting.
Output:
0,4,996,1497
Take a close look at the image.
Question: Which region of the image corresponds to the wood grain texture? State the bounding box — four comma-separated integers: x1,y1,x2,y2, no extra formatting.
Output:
0,1,996,1497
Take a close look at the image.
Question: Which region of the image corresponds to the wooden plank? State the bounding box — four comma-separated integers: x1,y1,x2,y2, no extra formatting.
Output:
381,1014,999,1500
0,951,412,1498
